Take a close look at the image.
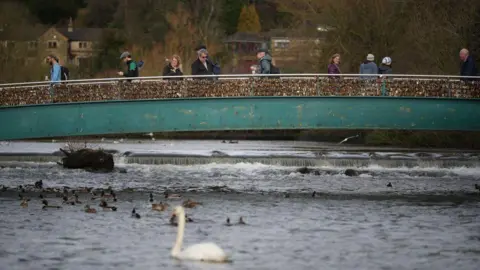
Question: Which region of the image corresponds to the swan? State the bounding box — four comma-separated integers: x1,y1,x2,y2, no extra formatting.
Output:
171,206,230,263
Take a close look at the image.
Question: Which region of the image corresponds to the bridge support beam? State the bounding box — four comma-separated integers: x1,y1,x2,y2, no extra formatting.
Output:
0,97,479,140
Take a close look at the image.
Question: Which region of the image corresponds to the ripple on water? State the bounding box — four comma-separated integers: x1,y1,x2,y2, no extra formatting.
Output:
0,160,480,269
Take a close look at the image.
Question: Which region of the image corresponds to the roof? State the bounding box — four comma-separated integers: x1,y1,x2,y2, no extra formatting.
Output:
224,32,269,43
56,28,104,41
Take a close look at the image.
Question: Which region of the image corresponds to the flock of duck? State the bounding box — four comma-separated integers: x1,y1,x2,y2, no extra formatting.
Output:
8,180,247,263
13,180,246,226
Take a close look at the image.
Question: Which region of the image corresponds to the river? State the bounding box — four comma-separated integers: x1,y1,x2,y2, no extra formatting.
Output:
0,140,479,270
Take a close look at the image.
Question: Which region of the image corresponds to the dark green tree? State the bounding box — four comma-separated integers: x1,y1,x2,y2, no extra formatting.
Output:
220,0,245,35
92,30,127,73
22,0,86,25
82,0,119,28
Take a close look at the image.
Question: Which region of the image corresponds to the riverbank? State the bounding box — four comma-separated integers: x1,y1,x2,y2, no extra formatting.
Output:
19,130,480,150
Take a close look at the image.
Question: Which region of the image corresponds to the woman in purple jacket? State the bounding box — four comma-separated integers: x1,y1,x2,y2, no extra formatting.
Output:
328,53,341,78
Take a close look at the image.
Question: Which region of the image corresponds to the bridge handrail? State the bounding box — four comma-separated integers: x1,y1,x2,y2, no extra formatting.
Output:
1,73,479,89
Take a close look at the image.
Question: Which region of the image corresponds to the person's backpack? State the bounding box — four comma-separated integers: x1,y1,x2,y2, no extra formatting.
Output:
212,63,221,75
270,64,280,74
137,60,144,70
60,66,69,81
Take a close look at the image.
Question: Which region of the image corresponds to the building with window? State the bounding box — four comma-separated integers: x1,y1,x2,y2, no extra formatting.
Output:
224,27,328,73
0,18,103,69
38,19,103,68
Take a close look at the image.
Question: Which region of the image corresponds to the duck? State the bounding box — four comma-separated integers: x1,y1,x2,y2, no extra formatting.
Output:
182,199,201,208
34,180,43,189
74,194,82,204
77,187,93,193
1,185,7,192
164,191,182,199
18,185,26,193
42,199,62,209
62,195,75,205
387,182,393,188
90,191,100,200
99,200,117,211
152,202,169,212
149,193,154,203
20,198,30,208
225,217,232,226
238,217,246,225
101,190,115,199
475,184,480,191
84,205,97,213
131,208,141,219
170,213,193,226
312,191,316,197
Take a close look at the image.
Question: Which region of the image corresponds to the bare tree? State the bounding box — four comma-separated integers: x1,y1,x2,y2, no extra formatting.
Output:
273,0,480,74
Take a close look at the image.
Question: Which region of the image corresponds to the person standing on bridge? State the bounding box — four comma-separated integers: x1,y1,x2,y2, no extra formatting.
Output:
256,48,280,76
359,53,378,80
459,48,478,81
191,49,215,80
118,52,139,79
162,55,183,80
46,55,61,84
328,53,341,79
46,55,61,102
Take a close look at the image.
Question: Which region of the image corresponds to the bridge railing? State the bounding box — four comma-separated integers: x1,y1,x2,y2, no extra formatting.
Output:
0,74,479,106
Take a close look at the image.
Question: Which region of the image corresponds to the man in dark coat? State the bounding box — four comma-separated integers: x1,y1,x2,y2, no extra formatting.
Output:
191,48,215,79
195,45,221,75
459,48,478,81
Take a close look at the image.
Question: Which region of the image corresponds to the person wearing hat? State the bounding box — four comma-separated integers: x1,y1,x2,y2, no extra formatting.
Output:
118,51,139,78
256,48,274,75
359,53,378,80
378,57,392,75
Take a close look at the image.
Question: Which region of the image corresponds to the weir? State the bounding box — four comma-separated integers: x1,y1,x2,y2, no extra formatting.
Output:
0,151,478,168
1,74,480,140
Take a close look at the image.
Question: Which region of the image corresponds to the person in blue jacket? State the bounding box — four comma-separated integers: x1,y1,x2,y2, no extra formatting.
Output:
46,55,61,84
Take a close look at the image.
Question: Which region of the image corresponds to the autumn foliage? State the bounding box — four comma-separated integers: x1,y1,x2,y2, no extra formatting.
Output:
237,4,262,33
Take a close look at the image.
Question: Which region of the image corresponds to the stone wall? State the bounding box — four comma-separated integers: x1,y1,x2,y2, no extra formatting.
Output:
1,78,479,106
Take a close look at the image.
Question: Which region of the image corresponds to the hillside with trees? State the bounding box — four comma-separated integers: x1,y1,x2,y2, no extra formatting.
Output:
0,0,479,82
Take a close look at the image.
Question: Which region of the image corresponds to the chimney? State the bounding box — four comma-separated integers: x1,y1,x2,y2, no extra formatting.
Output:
68,17,73,32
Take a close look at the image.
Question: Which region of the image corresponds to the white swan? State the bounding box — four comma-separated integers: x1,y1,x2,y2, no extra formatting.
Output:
171,206,230,263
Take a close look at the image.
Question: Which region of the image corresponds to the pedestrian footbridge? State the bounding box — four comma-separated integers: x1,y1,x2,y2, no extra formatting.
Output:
0,74,479,140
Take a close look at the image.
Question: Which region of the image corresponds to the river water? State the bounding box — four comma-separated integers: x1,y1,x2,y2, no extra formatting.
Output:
0,140,479,270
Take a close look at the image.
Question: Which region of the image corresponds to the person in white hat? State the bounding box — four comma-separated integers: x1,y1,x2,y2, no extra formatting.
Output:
378,57,392,75
359,53,378,80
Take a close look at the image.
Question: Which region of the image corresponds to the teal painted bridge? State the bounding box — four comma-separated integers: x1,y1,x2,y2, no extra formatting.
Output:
1,96,479,140
0,74,479,140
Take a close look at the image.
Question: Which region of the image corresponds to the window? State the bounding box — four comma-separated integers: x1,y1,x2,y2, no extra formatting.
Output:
79,42,88,49
273,39,290,49
28,41,37,50
48,41,57,49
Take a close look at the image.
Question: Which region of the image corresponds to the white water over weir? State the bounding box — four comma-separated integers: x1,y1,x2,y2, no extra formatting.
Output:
0,140,479,168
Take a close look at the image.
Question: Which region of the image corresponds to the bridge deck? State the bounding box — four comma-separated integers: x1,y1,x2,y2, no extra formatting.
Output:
0,74,479,106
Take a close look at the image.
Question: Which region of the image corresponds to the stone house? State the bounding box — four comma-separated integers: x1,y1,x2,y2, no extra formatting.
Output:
0,19,103,69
